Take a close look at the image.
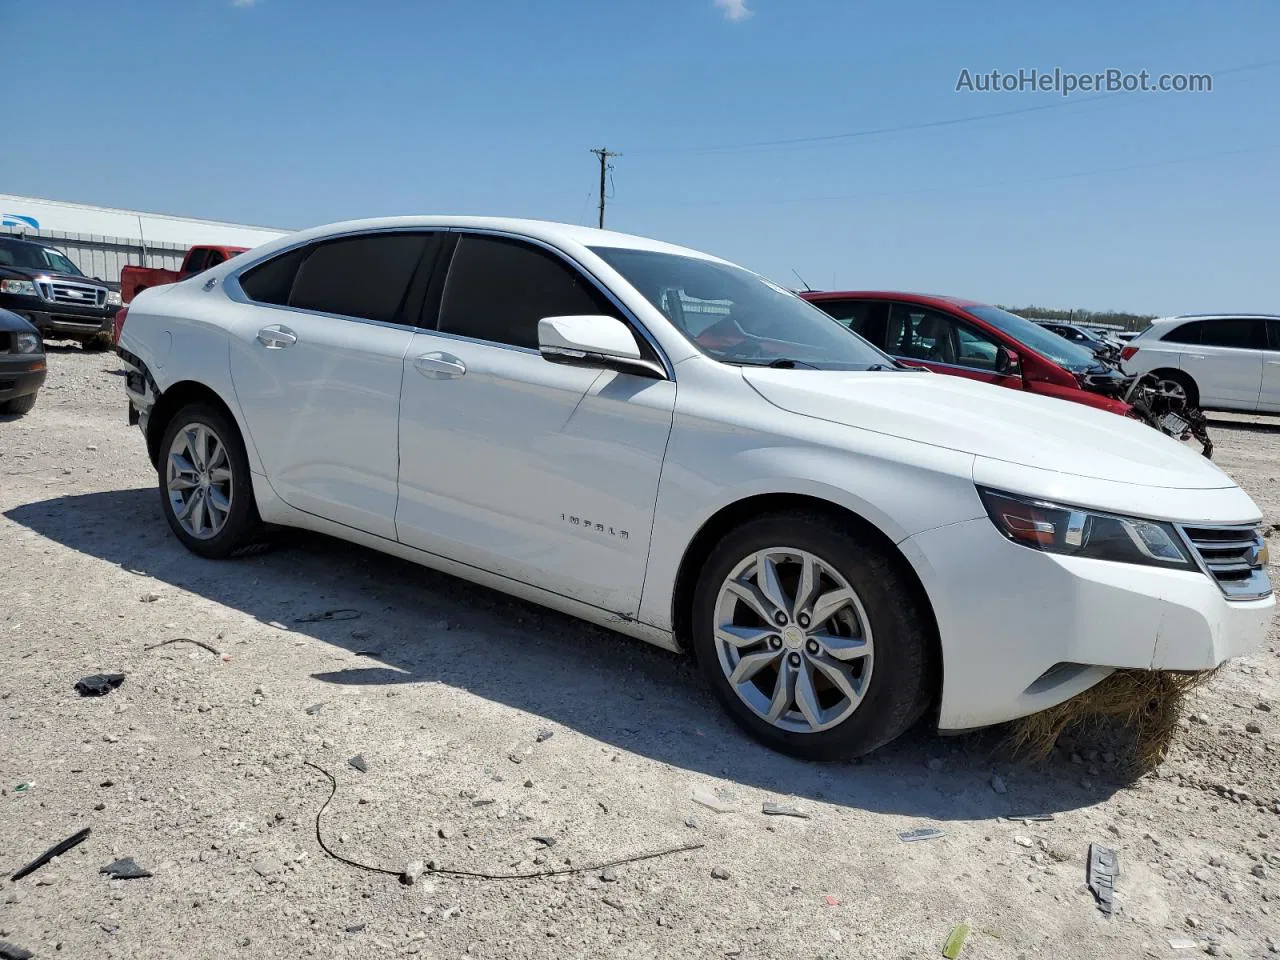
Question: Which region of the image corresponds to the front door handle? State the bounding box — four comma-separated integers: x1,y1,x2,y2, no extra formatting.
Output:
256,324,297,349
1183,354,1206,361
414,352,466,379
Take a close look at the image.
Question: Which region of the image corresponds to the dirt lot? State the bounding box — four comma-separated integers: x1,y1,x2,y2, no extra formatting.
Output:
1,348,1278,960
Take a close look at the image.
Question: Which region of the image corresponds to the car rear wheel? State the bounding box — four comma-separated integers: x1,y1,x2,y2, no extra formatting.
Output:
158,404,263,559
691,511,935,759
1152,369,1198,407
1,392,37,416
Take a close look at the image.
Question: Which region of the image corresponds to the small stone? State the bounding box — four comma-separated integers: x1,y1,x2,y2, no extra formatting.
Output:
400,860,425,885
1014,835,1034,848
508,753,524,765
1191,713,1210,725
535,729,554,743
1209,855,1225,867
990,775,1007,795
1257,702,1273,712
1206,945,1224,956
710,866,730,880
94,802,106,811
684,817,698,829
600,867,618,883
524,780,533,788
348,754,368,773
1253,864,1267,879
437,826,456,840
1246,723,1263,734
253,856,285,878
602,897,624,911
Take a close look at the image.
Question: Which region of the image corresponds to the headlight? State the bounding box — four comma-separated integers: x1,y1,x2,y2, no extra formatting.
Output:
0,278,37,296
106,290,122,306
978,487,1194,569
14,332,41,354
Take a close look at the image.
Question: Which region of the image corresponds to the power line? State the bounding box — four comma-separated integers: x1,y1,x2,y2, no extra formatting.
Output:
634,58,1280,157
590,148,621,228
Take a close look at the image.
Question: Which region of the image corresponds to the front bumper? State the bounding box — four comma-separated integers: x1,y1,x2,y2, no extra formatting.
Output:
901,516,1275,731
1,295,115,338
0,355,47,402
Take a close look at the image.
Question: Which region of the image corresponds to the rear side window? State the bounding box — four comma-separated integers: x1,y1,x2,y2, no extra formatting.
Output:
1164,318,1263,349
239,247,309,306
437,235,615,349
289,234,428,323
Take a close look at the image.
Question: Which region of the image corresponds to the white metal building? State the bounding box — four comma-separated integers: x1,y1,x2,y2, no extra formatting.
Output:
0,195,289,289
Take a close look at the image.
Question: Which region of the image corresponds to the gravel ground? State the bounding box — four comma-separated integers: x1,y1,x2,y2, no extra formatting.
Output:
1,348,1278,960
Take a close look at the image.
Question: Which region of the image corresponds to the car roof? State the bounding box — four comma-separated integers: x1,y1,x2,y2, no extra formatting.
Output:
800,291,991,311
1148,313,1280,327
266,216,728,263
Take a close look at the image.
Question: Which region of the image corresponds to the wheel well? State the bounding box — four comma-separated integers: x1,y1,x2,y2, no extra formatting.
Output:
1148,367,1198,399
670,494,941,689
145,381,238,467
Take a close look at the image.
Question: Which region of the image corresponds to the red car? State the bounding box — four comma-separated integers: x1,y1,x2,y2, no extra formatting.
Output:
801,291,1131,416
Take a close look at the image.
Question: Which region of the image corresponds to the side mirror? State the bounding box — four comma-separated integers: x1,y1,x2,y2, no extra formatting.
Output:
538,315,664,379
995,346,1021,376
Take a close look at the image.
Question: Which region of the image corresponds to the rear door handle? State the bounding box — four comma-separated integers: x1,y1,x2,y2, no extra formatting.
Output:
1183,354,1206,361
256,324,297,349
414,352,466,379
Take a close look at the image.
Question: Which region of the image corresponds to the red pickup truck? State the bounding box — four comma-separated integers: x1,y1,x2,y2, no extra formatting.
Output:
120,244,247,304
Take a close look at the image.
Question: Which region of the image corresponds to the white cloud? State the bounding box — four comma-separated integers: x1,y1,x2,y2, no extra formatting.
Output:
714,0,752,21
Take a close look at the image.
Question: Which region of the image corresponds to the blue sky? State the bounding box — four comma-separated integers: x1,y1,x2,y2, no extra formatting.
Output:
4,0,1278,314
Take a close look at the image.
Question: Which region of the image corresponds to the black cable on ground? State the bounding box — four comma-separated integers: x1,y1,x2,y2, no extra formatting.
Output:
303,761,704,882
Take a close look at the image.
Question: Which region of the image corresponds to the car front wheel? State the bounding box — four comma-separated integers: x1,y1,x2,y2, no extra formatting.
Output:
692,511,935,759
158,404,263,558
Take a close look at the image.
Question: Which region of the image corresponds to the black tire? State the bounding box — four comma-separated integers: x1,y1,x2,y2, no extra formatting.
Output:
1152,369,1199,408
691,511,935,760
157,403,264,559
82,333,111,352
1,392,38,416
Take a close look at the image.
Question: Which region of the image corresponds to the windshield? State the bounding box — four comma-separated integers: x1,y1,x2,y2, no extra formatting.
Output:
0,238,85,276
591,247,893,370
965,305,1099,371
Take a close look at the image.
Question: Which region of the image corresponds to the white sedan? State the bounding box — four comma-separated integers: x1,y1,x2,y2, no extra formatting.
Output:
116,217,1273,758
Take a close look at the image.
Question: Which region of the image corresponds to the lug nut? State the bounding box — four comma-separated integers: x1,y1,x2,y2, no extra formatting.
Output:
787,652,802,667
774,612,787,626
797,613,811,628
806,639,820,655
769,636,783,650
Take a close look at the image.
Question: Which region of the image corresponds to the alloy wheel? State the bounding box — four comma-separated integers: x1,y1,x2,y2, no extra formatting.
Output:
712,548,874,734
1155,377,1188,401
166,422,234,540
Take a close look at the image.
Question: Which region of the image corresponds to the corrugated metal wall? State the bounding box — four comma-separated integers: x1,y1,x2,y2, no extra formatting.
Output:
0,226,186,291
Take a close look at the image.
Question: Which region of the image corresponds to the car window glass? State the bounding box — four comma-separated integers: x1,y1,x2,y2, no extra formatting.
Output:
887,304,964,365
205,250,226,269
1162,320,1202,345
185,249,209,275
819,300,875,337
238,247,309,306
288,234,429,323
1199,318,1263,349
438,235,615,349
1267,320,1280,351
953,321,1001,370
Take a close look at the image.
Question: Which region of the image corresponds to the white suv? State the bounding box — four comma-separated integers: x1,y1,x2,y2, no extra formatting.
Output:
116,218,1273,758
1121,314,1280,412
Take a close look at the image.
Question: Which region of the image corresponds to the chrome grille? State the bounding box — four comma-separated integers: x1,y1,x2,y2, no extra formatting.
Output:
1179,524,1272,600
36,280,107,308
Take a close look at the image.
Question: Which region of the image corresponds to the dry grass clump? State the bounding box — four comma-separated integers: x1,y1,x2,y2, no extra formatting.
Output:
1006,668,1217,773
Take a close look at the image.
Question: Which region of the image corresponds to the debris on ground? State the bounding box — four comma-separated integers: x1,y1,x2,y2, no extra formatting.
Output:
304,703,325,716
1086,844,1118,915
11,826,91,881
294,609,361,623
531,836,557,848
711,866,730,880
823,895,840,907
1007,668,1216,771
144,637,221,657
345,923,366,934
761,801,810,818
1006,814,1054,824
74,673,125,697
0,940,35,960
691,788,737,813
348,754,368,773
899,828,946,843
12,782,30,795
400,859,425,886
1167,938,1198,950
941,922,971,959
100,857,152,880
535,729,554,743
1013,836,1033,848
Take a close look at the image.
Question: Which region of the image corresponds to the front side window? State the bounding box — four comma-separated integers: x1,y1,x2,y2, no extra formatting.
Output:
592,247,889,370
438,236,615,349
887,305,963,364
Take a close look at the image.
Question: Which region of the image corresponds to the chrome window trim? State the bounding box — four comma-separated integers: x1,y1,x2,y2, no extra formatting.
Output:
222,225,675,381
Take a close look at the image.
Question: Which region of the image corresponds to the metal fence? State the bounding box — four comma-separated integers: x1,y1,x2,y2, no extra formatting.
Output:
0,225,187,291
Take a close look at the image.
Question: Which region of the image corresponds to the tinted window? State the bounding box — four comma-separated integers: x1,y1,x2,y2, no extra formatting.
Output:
1200,318,1263,349
964,305,1098,371
820,300,875,337
439,236,614,349
205,250,226,269
1268,320,1280,351
239,247,308,306
887,304,1002,370
184,249,209,275
1162,321,1202,345
289,234,428,323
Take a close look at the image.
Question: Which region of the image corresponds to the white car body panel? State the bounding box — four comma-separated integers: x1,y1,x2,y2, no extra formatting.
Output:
117,217,1275,739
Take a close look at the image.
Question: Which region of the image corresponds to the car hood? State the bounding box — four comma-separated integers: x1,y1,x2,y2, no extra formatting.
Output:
0,307,38,334
741,367,1234,489
0,266,101,285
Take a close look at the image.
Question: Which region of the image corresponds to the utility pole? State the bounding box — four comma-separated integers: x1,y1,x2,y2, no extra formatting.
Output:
590,148,620,228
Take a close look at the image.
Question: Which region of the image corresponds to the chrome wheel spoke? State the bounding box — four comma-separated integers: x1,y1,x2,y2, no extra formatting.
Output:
808,587,855,629
207,486,232,516
794,663,823,729
792,553,819,619
812,632,869,662
209,467,233,484
169,474,199,492
755,553,790,619
715,623,774,649
730,649,781,685
766,656,795,723
725,578,782,624
178,488,203,522
812,654,862,704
